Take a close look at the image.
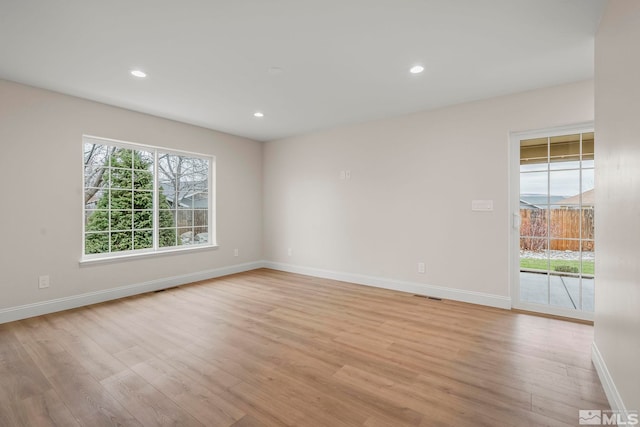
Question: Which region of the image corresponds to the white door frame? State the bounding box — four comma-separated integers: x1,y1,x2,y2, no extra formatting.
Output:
509,121,594,321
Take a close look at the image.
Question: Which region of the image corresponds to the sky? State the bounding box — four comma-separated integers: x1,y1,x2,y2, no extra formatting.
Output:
520,162,594,198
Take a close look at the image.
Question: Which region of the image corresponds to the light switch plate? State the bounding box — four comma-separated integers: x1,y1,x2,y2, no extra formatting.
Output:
471,200,494,211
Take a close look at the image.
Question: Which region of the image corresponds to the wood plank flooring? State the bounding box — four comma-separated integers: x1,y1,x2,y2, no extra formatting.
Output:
0,268,610,426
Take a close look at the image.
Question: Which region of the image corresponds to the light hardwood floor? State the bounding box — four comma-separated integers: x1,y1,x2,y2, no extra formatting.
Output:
0,269,609,426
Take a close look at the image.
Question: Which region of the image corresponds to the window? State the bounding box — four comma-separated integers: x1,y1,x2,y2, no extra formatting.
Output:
83,136,214,260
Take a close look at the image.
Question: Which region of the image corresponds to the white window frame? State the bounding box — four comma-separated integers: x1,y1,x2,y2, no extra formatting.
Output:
509,122,594,321
81,135,216,264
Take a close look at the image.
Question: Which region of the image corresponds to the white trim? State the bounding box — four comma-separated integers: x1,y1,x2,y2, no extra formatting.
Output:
264,261,511,309
79,243,219,265
83,134,213,159
0,261,265,325
592,341,631,420
512,300,594,322
509,121,595,141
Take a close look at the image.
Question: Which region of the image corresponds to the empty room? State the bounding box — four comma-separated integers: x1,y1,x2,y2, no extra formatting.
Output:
0,0,638,426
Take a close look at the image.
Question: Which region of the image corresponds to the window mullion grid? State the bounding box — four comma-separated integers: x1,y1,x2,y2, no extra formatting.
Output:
579,133,584,310
153,149,159,251
108,164,112,254
83,137,213,258
546,137,551,306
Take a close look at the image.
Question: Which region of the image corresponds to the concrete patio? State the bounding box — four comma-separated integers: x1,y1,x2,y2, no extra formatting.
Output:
520,271,594,312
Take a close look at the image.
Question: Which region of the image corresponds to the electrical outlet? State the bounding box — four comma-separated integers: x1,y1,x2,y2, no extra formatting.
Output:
38,275,50,289
234,248,239,257
345,170,351,180
418,262,426,274
340,171,346,180
287,248,292,256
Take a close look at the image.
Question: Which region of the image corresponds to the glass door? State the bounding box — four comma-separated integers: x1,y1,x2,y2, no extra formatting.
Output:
514,130,594,318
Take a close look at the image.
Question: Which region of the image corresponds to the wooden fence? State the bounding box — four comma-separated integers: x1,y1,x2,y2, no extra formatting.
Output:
520,208,595,251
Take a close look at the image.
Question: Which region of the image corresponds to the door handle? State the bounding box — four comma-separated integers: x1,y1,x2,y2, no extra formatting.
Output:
512,213,521,230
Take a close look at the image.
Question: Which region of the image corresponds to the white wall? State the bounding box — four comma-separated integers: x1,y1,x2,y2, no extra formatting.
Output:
263,80,594,303
0,80,263,315
594,0,640,413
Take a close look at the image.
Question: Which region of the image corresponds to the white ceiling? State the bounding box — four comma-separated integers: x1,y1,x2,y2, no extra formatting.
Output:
0,0,606,141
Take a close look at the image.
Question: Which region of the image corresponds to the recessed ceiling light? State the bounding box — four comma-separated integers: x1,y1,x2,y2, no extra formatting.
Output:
254,112,264,118
130,69,147,78
409,65,425,74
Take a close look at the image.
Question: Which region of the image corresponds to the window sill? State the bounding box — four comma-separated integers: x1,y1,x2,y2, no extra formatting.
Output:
79,244,219,266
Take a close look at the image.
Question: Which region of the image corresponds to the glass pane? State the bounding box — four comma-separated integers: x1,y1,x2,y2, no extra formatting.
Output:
177,209,194,227
177,194,193,209
582,133,594,161
158,154,179,194
549,239,581,274
134,150,154,171
133,190,153,210
194,209,208,228
110,210,132,231
179,157,209,183
111,231,132,252
193,193,208,209
550,160,580,170
582,276,595,312
85,232,109,254
520,237,548,271
520,208,548,238
520,172,548,203
550,134,580,168
84,188,107,209
159,209,176,229
194,231,209,244
109,190,133,210
581,208,595,240
520,163,547,173
178,227,194,245
84,166,109,188
520,137,548,170
110,168,133,190
133,230,153,250
158,154,209,208
550,208,581,239
133,210,153,229
582,169,595,204
159,228,177,247
85,210,109,232
582,240,595,275
84,143,110,167
133,170,153,190
111,148,133,169
550,274,579,310
550,170,580,201
520,270,549,306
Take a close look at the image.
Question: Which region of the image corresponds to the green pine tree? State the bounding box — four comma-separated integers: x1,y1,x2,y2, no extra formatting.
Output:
85,148,175,254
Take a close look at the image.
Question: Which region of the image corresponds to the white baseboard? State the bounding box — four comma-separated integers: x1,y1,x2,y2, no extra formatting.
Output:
263,261,511,310
0,261,266,325
592,341,630,417
0,259,510,325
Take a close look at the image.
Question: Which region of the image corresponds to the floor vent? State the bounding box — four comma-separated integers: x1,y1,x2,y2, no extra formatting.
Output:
154,286,179,293
413,294,443,301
